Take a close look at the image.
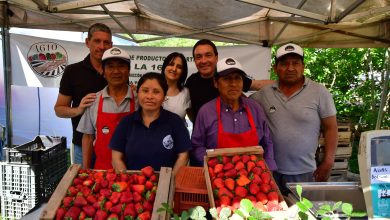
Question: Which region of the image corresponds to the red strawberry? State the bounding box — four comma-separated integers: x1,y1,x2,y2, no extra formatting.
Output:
67,186,78,196
231,155,241,164
95,210,108,220
141,166,154,178
104,201,113,211
109,192,121,204
62,196,73,208
223,162,234,171
86,194,97,204
143,200,153,211
235,186,248,198
261,172,271,184
251,174,263,184
270,180,278,190
149,174,158,183
146,191,156,202
250,155,258,162
236,175,251,186
82,205,96,217
81,186,91,197
108,213,119,220
217,187,234,198
137,175,147,185
100,188,111,197
80,211,87,220
247,195,257,203
252,167,262,175
213,164,223,174
110,204,123,214
131,184,145,194
208,167,216,178
64,207,81,220
100,179,109,188
224,178,235,191
219,195,231,207
222,156,231,164
212,177,224,189
138,211,151,220
73,177,83,186
120,173,129,182
120,191,133,203
256,192,268,204
217,172,225,178
260,184,271,194
83,179,94,187
94,171,104,180
124,203,137,217
55,207,66,220
207,158,219,168
256,160,267,170
224,169,237,178
249,182,260,195
267,191,279,204
238,169,248,177
112,182,128,192
74,195,88,207
246,161,256,172
234,161,245,170
242,155,250,163
106,173,117,182
135,202,144,213
133,191,143,202
78,172,89,180
145,180,154,190
231,197,241,209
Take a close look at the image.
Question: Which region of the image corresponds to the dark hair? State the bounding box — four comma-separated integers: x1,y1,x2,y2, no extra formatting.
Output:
88,23,112,39
161,52,188,91
137,72,168,96
192,39,218,58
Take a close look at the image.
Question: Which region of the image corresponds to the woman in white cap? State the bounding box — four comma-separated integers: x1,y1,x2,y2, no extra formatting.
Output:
190,57,277,170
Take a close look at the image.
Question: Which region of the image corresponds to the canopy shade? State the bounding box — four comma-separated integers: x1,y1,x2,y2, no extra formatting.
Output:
1,0,390,47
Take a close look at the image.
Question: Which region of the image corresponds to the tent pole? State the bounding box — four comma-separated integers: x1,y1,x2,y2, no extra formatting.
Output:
375,48,390,129
1,2,13,148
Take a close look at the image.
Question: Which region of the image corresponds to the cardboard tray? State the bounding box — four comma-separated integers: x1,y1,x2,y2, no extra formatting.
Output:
203,146,288,214
40,164,173,220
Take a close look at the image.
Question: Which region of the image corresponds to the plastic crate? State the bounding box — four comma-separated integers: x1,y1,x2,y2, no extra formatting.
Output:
6,136,66,165
174,167,209,213
1,195,36,220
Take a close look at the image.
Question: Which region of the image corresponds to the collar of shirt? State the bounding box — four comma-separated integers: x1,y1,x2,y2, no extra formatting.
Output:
219,96,245,113
133,107,166,126
101,85,134,100
272,76,310,91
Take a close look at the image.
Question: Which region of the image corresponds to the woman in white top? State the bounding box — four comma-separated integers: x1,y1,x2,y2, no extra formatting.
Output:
161,52,191,120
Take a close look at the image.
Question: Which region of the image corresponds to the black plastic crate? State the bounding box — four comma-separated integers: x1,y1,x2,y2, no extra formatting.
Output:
6,136,66,165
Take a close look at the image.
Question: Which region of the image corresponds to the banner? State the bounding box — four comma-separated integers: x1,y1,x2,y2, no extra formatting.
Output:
10,33,271,87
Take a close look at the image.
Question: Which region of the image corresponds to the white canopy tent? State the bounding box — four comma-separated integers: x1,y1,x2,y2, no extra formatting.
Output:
1,0,389,147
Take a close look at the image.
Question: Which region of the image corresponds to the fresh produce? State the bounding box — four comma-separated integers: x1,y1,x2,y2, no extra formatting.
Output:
55,166,158,220
207,154,284,212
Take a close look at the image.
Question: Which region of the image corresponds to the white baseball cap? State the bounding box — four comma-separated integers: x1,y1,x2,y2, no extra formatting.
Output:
276,43,304,59
216,57,248,78
102,47,130,64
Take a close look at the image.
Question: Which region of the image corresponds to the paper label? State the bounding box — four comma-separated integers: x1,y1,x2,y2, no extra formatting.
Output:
371,166,390,217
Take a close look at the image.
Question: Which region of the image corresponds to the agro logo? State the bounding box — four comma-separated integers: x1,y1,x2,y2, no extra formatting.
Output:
27,42,68,78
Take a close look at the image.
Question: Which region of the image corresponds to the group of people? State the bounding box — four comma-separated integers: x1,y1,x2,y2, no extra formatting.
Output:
54,23,337,194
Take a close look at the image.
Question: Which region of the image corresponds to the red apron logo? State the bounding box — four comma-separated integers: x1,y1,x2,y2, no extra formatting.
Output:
27,42,68,78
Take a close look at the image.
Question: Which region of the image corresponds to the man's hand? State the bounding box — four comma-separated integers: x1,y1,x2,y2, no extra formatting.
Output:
77,93,97,115
313,159,333,181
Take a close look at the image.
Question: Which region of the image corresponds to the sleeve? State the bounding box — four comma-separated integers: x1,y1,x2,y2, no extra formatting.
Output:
171,114,192,153
59,65,73,96
109,116,130,153
190,107,210,166
184,88,191,109
318,86,337,118
76,107,95,135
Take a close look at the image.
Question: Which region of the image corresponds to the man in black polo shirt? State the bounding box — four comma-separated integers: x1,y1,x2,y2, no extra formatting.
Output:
54,23,112,165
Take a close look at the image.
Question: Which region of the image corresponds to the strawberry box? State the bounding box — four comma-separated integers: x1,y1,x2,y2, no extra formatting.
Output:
40,164,173,220
203,146,288,216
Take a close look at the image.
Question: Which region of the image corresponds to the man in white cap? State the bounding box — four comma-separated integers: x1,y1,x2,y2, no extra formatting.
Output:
77,47,137,169
190,57,277,170
250,43,337,194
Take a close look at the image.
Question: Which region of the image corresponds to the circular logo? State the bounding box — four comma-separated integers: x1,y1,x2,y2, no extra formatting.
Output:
162,134,174,150
225,58,236,65
110,48,122,55
102,126,110,134
27,42,68,78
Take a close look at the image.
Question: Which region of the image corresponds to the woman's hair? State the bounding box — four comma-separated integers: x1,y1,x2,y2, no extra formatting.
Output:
137,72,168,96
161,52,188,91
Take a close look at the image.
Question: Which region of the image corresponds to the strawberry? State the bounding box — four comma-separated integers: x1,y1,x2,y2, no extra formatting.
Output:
94,171,104,180
143,200,154,211
223,162,234,171
138,211,151,220
238,169,248,177
242,155,250,163
250,155,258,162
78,172,89,180
236,175,250,186
217,187,234,198
256,160,267,170
231,155,241,164
254,201,267,211
234,161,245,170
110,203,123,214
67,186,78,196
145,180,154,190
219,195,231,207
112,182,128,192
82,205,96,217
212,177,224,189
73,177,83,186
149,174,158,183
79,211,87,220
95,210,108,220
120,191,133,203
106,173,117,182
135,202,144,214
250,174,263,184
231,197,241,209
86,194,97,204
259,184,271,193
251,167,262,175
133,191,143,202
64,206,81,220
141,166,155,178
249,182,260,195
81,186,91,197
146,191,156,202
247,195,257,203
261,172,271,184
217,172,224,178
222,156,231,164
223,169,237,178
108,213,119,220
267,191,279,204
83,179,94,187
104,201,113,211
270,180,278,190
256,192,268,204
110,192,121,204
74,195,88,207
100,188,111,197
224,178,235,191
213,164,223,174
207,158,219,168
131,184,145,194
55,207,66,220
246,161,256,172
208,167,215,178
137,175,147,185
235,186,248,198
62,196,74,208
124,203,137,217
